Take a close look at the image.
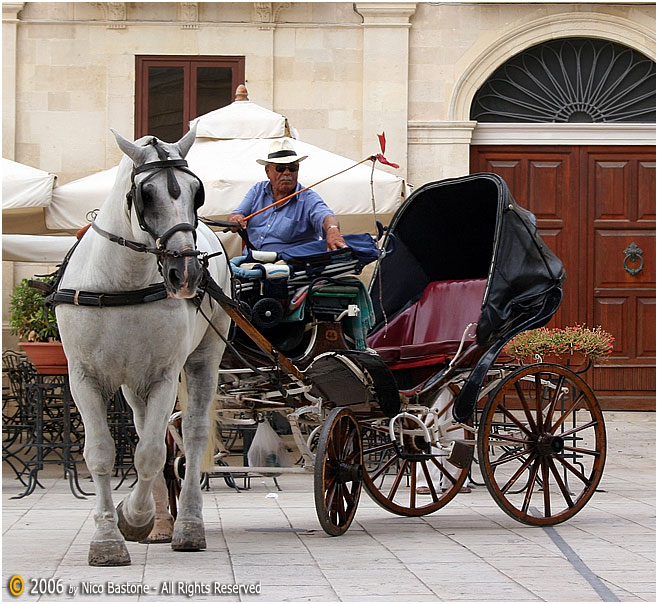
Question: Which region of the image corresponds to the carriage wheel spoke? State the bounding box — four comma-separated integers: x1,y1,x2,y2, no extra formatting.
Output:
561,445,601,457
420,460,440,501
521,458,541,514
386,459,408,500
555,419,599,439
542,374,566,432
534,374,544,427
500,453,534,494
514,382,538,433
547,457,575,508
549,392,586,434
490,446,528,468
541,458,551,517
363,441,395,456
429,456,457,486
553,454,592,486
410,462,417,508
486,433,532,445
494,403,534,437
370,452,398,482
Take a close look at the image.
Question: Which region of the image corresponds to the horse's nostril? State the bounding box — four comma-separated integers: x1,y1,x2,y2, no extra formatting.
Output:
168,267,183,287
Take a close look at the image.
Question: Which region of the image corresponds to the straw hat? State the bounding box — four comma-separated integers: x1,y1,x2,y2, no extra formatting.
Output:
256,139,308,165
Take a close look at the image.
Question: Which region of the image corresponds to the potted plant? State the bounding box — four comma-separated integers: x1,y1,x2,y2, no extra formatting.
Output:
8,277,67,374
504,325,614,369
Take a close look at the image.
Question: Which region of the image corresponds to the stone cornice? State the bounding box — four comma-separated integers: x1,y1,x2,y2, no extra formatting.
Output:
2,3,25,21
355,3,416,27
471,123,657,146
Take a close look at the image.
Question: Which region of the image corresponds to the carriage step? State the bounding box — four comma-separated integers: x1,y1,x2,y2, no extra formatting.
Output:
448,441,474,469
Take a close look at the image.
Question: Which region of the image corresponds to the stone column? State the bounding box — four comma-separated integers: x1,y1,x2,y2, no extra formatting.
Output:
407,120,476,185
356,3,416,177
2,3,24,159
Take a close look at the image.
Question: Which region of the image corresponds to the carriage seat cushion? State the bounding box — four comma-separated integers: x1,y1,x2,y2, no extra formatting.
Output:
367,279,487,363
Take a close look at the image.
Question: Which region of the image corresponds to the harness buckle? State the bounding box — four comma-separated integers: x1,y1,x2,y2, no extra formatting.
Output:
73,290,80,305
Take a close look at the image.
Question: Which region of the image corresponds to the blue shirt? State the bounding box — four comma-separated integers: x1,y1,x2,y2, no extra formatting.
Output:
233,181,334,252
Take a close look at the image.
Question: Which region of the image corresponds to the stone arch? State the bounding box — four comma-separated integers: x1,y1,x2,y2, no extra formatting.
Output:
449,12,656,122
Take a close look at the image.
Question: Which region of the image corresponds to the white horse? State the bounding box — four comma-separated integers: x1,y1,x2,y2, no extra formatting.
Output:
55,128,231,566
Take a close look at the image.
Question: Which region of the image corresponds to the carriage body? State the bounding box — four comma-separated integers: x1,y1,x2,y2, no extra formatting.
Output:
172,173,606,536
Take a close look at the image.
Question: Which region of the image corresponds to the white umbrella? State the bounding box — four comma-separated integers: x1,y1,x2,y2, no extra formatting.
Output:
2,234,76,262
2,158,56,210
2,158,57,234
45,99,407,234
46,166,117,231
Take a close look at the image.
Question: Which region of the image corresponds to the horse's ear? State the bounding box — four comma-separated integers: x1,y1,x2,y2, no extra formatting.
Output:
176,124,197,159
111,129,149,165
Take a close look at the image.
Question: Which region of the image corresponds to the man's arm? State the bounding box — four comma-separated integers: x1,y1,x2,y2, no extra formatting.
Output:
323,214,347,250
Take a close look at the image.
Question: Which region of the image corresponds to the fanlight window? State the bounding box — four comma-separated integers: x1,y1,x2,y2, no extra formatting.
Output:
471,37,656,123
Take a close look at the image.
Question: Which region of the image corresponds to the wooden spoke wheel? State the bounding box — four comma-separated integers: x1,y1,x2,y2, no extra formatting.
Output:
314,407,363,536
361,395,473,517
478,363,606,526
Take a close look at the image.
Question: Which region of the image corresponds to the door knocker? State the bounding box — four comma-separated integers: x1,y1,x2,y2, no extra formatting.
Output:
623,242,644,276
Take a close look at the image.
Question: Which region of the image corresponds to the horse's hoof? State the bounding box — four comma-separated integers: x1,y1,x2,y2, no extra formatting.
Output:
88,540,131,566
116,500,155,543
171,520,206,551
141,516,174,544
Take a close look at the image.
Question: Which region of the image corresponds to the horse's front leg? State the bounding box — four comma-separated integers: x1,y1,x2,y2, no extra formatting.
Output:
121,387,174,544
69,375,130,566
117,379,176,543
172,339,224,551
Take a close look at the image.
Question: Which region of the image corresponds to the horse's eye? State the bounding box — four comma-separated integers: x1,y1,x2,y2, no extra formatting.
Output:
141,188,152,204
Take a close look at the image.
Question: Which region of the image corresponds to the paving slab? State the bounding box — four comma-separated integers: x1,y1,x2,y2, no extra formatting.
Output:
2,411,654,602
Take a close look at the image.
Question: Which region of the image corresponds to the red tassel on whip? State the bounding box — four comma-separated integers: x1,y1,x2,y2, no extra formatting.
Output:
375,132,400,168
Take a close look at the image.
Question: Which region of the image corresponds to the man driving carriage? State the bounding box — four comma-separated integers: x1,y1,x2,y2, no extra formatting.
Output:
228,139,348,252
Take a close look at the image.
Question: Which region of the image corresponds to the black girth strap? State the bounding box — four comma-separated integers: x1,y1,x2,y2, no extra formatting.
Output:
48,283,168,308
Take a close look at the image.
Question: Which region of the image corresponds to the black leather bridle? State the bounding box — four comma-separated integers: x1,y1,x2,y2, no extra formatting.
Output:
93,138,205,262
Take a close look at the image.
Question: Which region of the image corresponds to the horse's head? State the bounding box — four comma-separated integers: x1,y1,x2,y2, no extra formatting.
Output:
112,128,205,299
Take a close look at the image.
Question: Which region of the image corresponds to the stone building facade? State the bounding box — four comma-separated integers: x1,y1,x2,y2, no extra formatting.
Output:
3,2,654,184
2,2,656,407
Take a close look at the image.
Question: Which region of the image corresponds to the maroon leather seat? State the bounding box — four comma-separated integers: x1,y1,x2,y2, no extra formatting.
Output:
368,279,487,369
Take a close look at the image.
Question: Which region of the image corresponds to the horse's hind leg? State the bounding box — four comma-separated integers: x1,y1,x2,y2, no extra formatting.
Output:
121,387,174,544
69,377,130,566
172,332,226,551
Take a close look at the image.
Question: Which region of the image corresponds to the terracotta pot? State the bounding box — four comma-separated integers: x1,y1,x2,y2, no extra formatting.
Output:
19,341,68,374
523,351,589,370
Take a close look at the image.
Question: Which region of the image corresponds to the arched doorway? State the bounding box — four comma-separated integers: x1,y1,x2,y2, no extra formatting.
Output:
470,37,656,410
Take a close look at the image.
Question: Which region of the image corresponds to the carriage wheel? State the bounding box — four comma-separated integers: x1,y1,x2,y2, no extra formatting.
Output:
361,399,473,517
313,407,363,536
478,363,606,526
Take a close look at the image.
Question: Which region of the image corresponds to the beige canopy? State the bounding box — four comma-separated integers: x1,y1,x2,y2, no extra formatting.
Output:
45,99,407,234
2,158,57,234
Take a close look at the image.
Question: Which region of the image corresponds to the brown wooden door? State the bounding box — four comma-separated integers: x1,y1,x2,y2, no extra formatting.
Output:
471,145,656,410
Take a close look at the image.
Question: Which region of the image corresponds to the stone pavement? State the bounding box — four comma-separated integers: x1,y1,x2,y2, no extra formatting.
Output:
2,412,655,602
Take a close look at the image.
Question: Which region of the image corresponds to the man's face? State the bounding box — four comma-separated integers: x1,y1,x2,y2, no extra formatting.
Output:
265,162,299,197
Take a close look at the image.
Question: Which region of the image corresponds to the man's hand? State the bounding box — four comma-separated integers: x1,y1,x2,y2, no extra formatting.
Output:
326,225,347,250
227,213,247,232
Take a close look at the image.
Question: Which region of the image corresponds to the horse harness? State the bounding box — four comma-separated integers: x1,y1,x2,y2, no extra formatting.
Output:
46,140,233,311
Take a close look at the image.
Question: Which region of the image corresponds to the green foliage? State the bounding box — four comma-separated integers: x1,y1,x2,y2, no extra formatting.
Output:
8,278,59,342
505,325,614,362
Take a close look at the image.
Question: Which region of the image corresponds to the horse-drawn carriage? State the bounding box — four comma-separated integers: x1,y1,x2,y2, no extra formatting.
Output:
51,130,605,566
168,171,606,536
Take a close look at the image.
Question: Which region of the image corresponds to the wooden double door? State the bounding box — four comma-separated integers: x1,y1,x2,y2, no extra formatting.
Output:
471,145,656,410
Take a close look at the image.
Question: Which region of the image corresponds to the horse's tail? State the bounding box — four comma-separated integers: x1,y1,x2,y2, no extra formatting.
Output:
177,370,217,474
